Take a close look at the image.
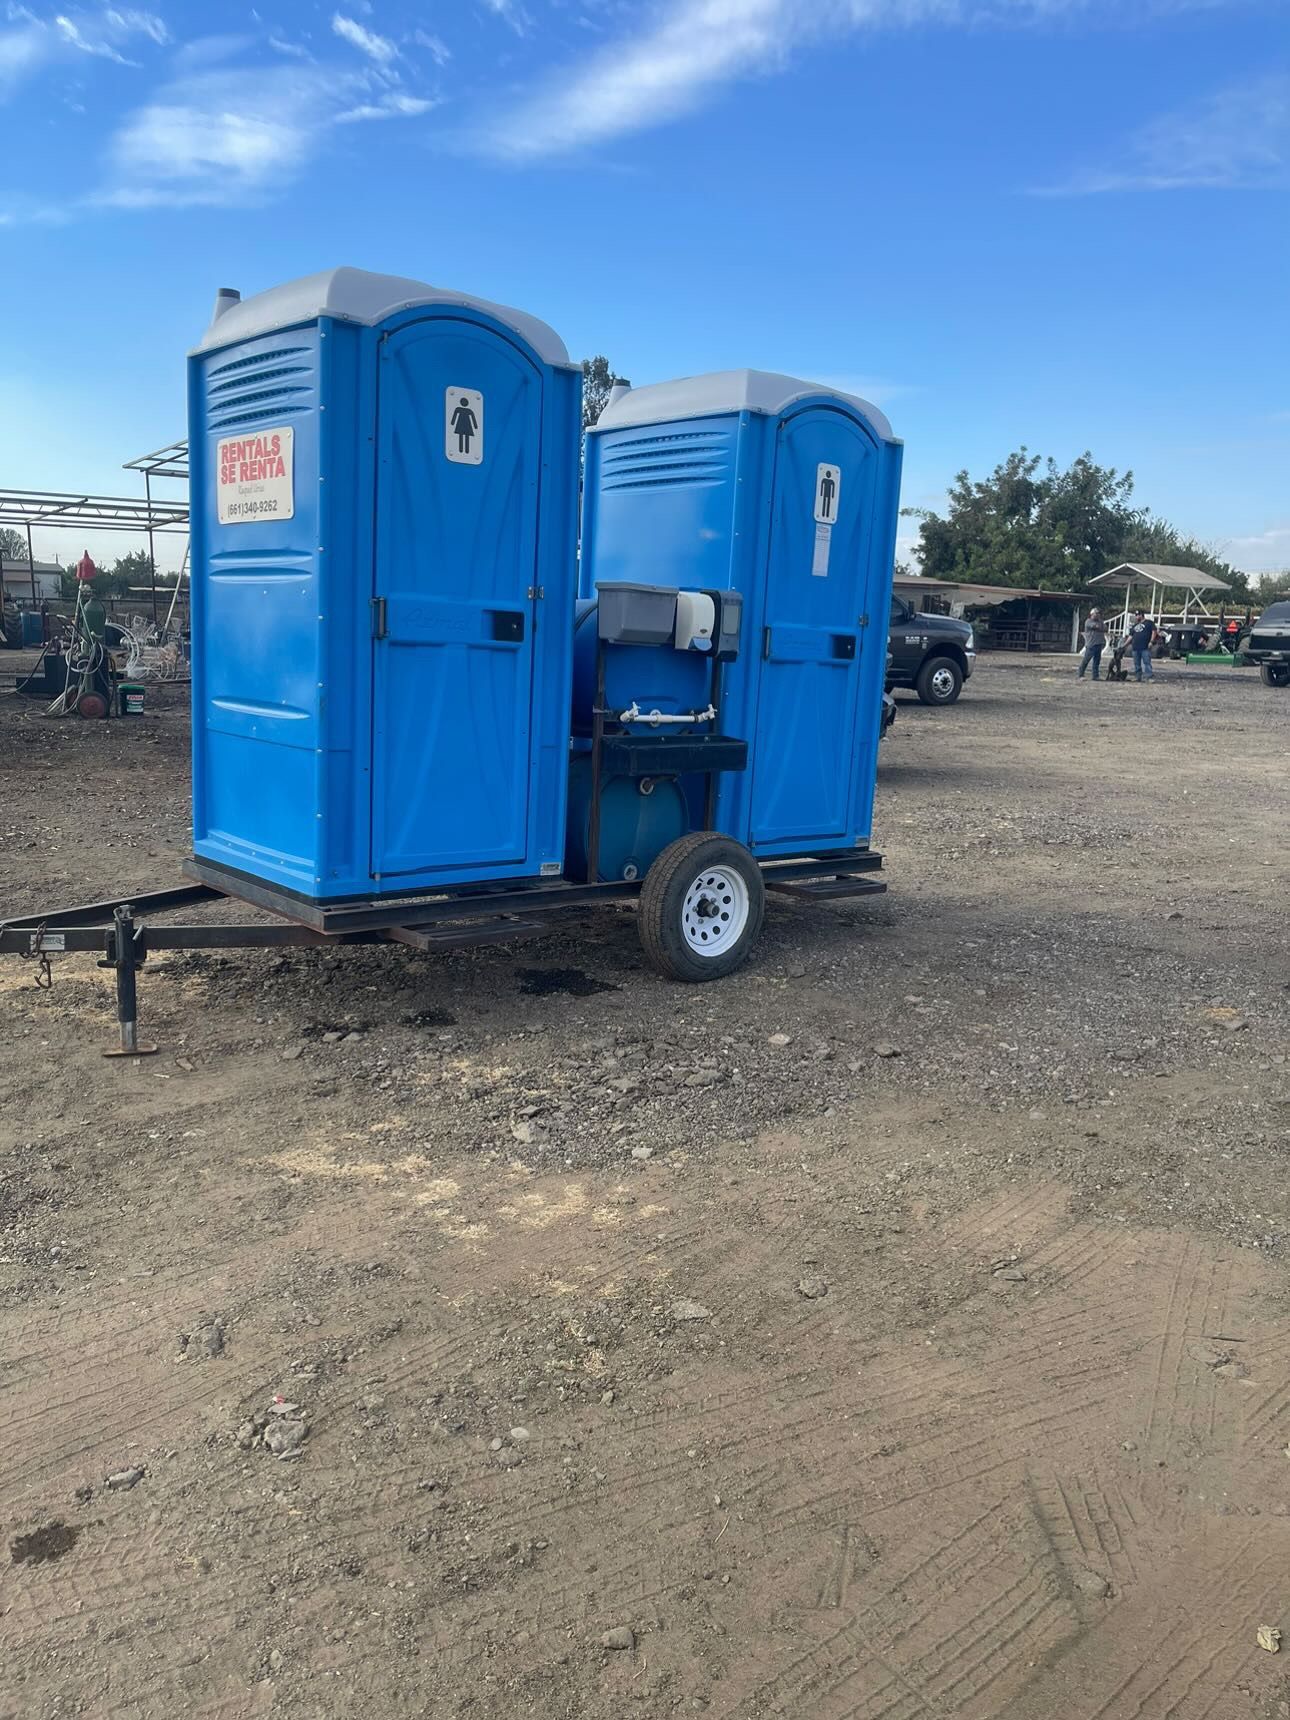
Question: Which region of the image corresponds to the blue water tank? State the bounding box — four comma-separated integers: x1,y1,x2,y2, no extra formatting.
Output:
187,268,582,902
568,600,712,737
582,371,903,858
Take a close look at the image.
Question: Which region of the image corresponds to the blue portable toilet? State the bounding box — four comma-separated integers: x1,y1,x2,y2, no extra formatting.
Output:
582,371,903,861
186,268,581,904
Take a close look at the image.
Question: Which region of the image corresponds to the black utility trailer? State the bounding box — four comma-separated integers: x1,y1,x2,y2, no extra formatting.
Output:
0,847,886,1055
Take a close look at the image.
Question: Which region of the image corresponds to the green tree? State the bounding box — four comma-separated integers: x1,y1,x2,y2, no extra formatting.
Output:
59,558,132,601
0,526,28,561
581,355,623,431
111,549,159,593
910,448,1243,596
1252,569,1290,606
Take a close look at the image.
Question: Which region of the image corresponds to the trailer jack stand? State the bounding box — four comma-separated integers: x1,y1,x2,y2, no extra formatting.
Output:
101,904,158,1058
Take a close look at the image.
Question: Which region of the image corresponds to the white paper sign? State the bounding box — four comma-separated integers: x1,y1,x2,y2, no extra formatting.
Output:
445,387,483,465
812,522,832,577
217,426,294,525
815,462,841,525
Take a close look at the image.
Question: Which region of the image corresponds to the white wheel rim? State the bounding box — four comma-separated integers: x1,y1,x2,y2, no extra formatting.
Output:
681,867,750,957
931,667,955,698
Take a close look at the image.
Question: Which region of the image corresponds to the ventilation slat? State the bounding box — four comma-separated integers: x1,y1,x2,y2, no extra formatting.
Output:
600,426,731,494
603,473,727,492
209,384,312,416
203,340,317,434
208,345,311,379
208,365,312,397
208,401,313,431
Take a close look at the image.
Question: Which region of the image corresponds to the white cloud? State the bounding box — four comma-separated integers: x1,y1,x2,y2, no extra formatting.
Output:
104,8,167,45
412,26,451,64
56,13,136,63
482,0,790,158
107,71,317,202
1038,74,1290,194
479,0,1006,158
1,4,166,85
476,0,1257,160
100,59,432,208
331,11,399,63
1227,523,1290,573
0,19,47,82
481,0,531,36
269,32,313,58
337,91,435,120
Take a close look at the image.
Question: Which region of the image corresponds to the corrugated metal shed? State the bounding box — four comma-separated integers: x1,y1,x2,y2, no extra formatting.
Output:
894,577,1085,604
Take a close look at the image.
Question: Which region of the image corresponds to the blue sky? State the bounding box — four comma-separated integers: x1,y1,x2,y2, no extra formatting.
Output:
2,0,1287,575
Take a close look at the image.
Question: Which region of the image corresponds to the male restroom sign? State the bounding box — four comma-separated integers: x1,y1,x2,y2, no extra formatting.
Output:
815,463,841,524
812,462,841,577
445,387,484,465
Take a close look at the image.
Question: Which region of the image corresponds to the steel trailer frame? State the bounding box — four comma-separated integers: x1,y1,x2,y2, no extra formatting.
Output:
1,851,885,1055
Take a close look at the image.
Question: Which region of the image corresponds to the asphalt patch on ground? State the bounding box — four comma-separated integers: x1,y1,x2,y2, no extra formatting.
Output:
516,966,619,998
10,1522,81,1567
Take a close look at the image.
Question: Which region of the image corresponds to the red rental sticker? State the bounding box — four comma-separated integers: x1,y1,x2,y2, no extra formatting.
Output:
216,425,294,524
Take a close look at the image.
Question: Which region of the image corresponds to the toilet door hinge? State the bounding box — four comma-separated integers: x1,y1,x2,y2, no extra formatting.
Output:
528,585,544,600
371,596,387,639
859,613,869,627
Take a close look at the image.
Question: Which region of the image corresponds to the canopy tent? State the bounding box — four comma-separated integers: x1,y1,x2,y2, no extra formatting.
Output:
1089,563,1232,633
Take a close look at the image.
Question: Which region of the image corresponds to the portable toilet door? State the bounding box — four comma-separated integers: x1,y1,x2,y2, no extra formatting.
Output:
747,403,879,847
371,317,543,879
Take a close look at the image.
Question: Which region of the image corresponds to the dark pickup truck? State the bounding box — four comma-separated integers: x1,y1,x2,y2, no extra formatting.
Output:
886,594,976,706
1241,600,1290,686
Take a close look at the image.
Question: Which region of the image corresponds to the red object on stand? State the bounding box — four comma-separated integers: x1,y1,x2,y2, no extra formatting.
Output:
76,551,97,583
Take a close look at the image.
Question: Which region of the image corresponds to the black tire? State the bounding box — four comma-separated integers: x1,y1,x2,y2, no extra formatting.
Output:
1260,663,1290,688
915,654,963,706
638,832,765,983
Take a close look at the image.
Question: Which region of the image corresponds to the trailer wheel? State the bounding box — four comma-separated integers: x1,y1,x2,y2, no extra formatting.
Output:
1261,663,1290,687
638,833,765,982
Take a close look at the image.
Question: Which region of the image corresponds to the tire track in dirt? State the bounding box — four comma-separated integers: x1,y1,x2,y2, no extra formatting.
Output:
1029,1469,1145,1590
0,1197,448,1498
984,1522,1286,1719
725,1488,1078,1719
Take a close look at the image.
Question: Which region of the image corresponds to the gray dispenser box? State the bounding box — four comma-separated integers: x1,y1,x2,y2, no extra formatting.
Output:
596,582,680,646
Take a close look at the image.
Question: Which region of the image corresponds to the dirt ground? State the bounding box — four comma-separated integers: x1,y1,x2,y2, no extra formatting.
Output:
1,655,1288,1720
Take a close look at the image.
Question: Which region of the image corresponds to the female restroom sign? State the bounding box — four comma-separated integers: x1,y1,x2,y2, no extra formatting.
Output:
445,387,484,465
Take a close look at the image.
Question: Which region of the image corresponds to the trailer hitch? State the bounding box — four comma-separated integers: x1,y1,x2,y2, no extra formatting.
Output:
97,904,158,1058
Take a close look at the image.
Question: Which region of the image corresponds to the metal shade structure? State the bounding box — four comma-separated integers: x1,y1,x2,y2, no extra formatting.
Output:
122,440,189,622
0,488,188,615
0,437,189,619
1090,562,1233,633
122,439,189,482
0,490,189,533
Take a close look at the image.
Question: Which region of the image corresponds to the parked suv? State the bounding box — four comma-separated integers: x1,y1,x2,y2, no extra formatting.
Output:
1241,601,1290,687
886,595,975,705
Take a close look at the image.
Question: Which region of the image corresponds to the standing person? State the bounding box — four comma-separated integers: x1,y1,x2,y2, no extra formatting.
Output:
1128,610,1156,681
1077,607,1106,679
